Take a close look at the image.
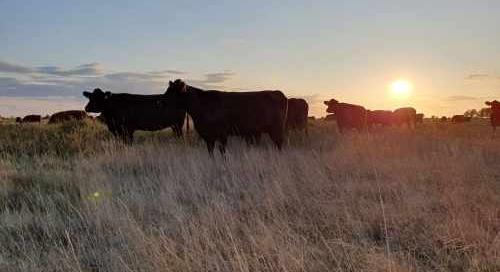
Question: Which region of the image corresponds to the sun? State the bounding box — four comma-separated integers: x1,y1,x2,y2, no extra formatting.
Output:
390,79,412,98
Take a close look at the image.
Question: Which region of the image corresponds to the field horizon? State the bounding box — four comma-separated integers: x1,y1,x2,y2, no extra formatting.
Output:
0,118,499,271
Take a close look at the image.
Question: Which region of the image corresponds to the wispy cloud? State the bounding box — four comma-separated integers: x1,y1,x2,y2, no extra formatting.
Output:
0,60,33,74
36,63,103,77
188,71,236,89
446,95,477,101
466,73,489,80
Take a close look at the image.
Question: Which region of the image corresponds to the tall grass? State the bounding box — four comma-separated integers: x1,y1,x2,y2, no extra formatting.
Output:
0,119,499,271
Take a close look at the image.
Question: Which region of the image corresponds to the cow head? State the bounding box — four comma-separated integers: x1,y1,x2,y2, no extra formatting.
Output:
166,79,187,94
485,100,500,110
163,79,188,109
82,88,111,113
323,99,339,113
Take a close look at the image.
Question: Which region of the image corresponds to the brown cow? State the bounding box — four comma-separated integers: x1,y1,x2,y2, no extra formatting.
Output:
393,107,417,128
366,110,393,127
286,98,309,135
416,113,424,124
21,115,42,123
48,110,88,124
484,100,500,133
323,99,366,133
164,79,287,154
83,88,186,142
451,115,472,123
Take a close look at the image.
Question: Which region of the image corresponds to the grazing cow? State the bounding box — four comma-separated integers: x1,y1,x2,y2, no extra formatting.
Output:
48,110,88,124
21,115,42,123
485,100,500,134
286,98,309,135
451,115,472,123
366,110,393,128
83,88,186,142
323,99,366,132
416,113,424,124
393,107,417,128
164,79,288,154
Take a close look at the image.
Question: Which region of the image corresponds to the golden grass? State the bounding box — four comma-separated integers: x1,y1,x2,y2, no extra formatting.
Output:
0,119,499,271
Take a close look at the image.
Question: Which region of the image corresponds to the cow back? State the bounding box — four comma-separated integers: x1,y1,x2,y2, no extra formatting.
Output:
49,110,88,124
186,88,287,138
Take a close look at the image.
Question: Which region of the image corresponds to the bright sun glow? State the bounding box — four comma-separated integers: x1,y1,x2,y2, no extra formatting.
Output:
390,79,412,98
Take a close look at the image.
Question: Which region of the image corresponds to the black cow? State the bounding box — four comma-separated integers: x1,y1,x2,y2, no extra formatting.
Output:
324,99,366,132
21,115,42,123
164,79,288,154
48,110,88,124
451,115,472,123
83,88,186,142
286,98,308,135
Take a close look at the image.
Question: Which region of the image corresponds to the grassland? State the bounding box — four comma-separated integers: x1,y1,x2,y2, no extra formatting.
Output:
0,118,499,271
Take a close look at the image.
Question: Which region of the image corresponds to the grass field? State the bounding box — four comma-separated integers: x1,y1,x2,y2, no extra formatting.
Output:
0,118,499,271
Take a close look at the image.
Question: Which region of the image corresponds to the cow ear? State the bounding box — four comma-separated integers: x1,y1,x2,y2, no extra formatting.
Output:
83,91,91,98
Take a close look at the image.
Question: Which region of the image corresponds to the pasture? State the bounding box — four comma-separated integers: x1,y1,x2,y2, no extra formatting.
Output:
0,118,499,271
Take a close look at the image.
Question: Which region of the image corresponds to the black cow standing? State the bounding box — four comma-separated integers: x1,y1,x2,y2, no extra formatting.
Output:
83,88,186,142
286,98,309,135
164,79,288,154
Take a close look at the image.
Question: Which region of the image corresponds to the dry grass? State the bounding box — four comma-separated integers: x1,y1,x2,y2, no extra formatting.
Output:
0,119,499,271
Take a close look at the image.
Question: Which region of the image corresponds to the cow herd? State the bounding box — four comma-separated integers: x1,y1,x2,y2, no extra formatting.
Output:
10,79,500,154
324,99,419,131
15,110,89,124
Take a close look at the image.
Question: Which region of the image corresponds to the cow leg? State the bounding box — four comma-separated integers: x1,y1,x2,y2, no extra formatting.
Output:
173,125,182,138
269,131,284,151
121,130,134,144
206,140,216,155
218,137,227,154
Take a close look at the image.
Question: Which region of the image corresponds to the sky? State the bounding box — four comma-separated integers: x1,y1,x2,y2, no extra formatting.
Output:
1,0,500,117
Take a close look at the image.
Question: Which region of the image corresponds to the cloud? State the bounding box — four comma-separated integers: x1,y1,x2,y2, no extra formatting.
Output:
0,77,21,88
149,69,186,75
104,72,158,81
203,72,235,84
0,59,237,116
188,71,236,89
0,60,33,74
466,73,489,80
36,63,103,76
446,95,477,101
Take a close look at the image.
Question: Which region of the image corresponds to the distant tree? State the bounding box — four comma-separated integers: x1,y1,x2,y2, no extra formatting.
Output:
464,109,478,117
478,107,491,118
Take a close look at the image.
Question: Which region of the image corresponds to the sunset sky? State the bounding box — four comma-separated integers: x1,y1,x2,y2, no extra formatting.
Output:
1,1,500,117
